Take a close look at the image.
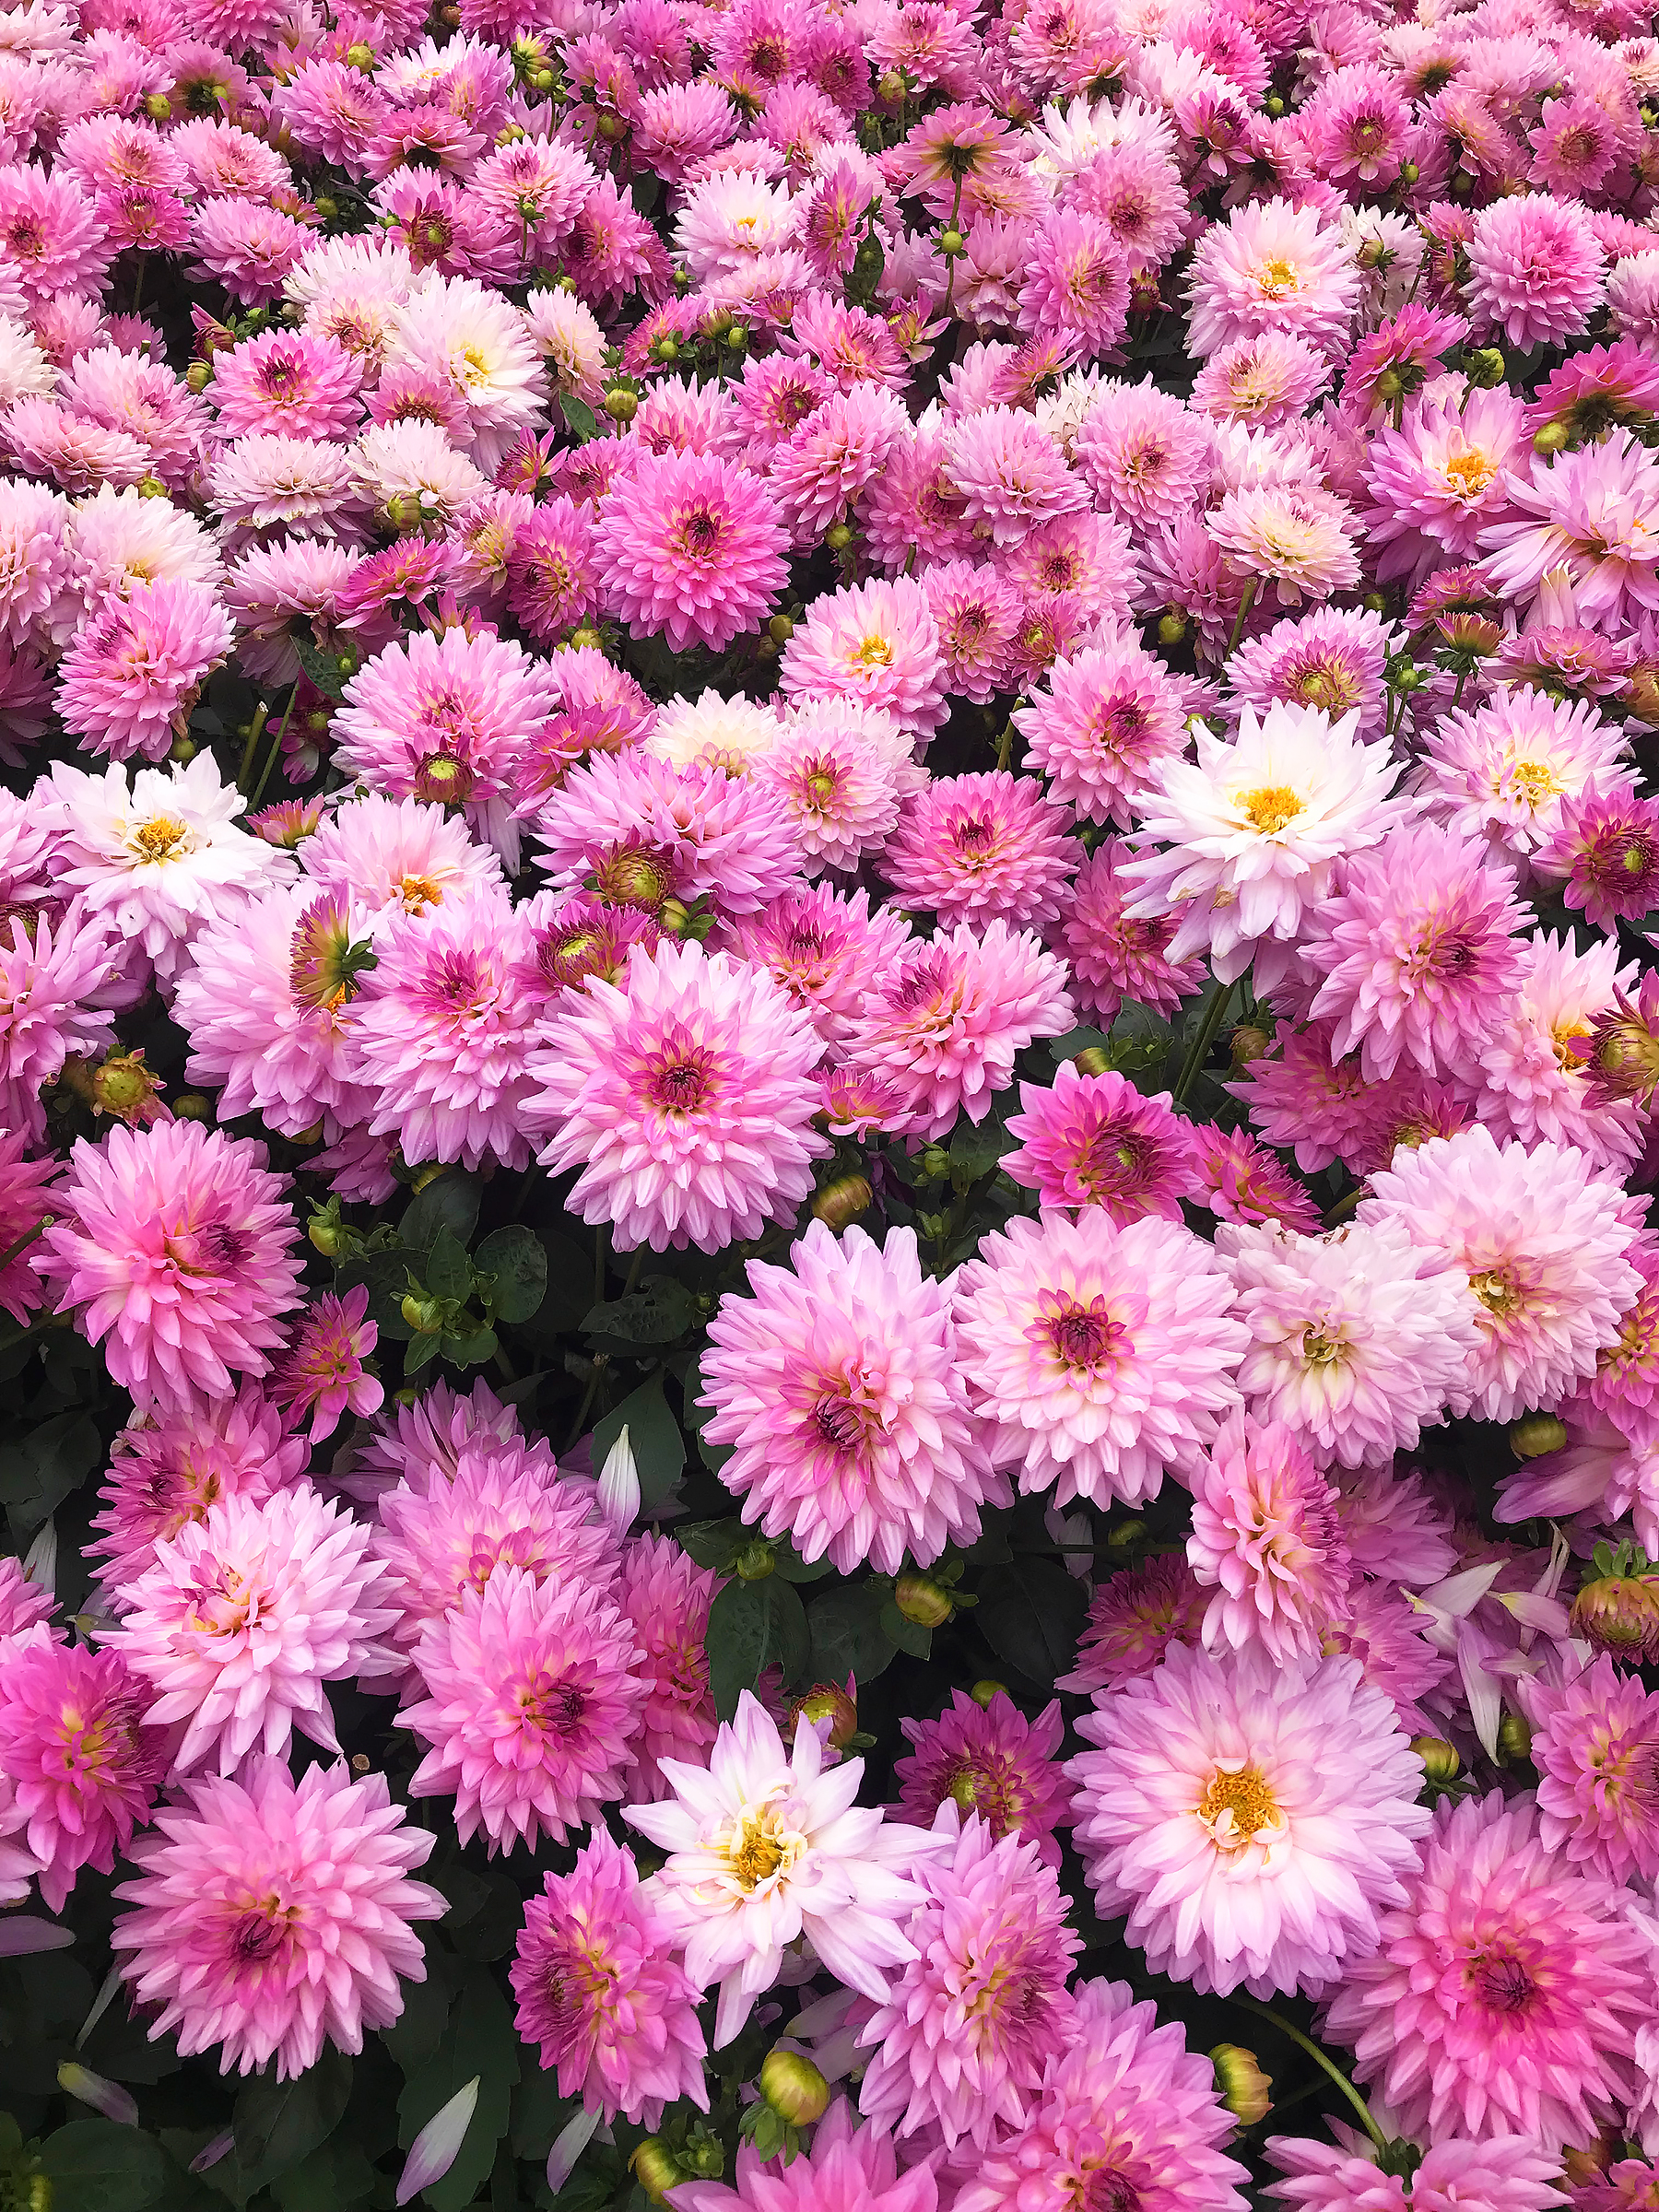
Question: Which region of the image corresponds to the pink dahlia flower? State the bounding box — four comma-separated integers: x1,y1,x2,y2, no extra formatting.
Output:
1013,639,1191,830
1059,1557,1210,1698
400,1564,644,1853
510,1827,707,2127
1321,1581,1453,1742
106,1484,395,1775
1053,837,1204,1029
1363,390,1528,582
1069,1644,1430,1996
271,1286,382,1446
1189,1125,1322,1236
942,405,1088,547
1414,690,1632,867
1001,1063,1203,1223
779,577,949,736
89,1385,308,1604
56,576,234,764
1324,1788,1646,2148
300,792,504,922
952,1210,1247,1510
673,2098,939,2212
1299,823,1529,1082
1481,430,1659,637
1478,929,1645,1176
1228,606,1395,747
1530,1654,1659,1885
750,714,903,877
881,770,1076,930
371,1433,619,1664
526,938,828,1254
597,449,789,653
1465,193,1606,351
626,1691,946,2047
1185,195,1360,360
857,1811,1082,2151
37,1122,304,1406
616,1533,717,1804
1074,380,1212,536
1267,2134,1566,2212
1187,1410,1352,1663
0,1129,55,1327
721,883,913,1048
952,1975,1249,2212
0,1639,166,1911
893,1689,1069,1868
112,1756,443,2080
0,900,115,1144
1218,1217,1483,1466
1356,1125,1643,1423
0,1555,53,1641
700,1220,1004,1574
838,920,1072,1142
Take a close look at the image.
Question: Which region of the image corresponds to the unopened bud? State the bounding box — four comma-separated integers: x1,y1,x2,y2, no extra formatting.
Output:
1510,1412,1567,1460
144,90,171,119
604,386,637,421
939,227,965,255
895,1571,953,1628
1361,592,1387,614
169,735,196,763
1157,610,1187,646
91,1052,159,1121
658,897,692,936
1399,159,1418,182
920,1144,950,1180
812,1173,873,1230
1410,1735,1460,1783
596,110,624,138
768,613,794,646
1071,1045,1111,1077
630,2140,685,2204
346,40,374,65
787,1679,859,1749
185,360,212,394
1465,347,1506,388
1107,1517,1145,1547
759,2048,830,2127
1208,2045,1272,2126
970,1678,1007,1707
1265,92,1284,115
1533,419,1571,456
1230,1024,1271,1068
1571,1573,1659,1663
172,1092,213,1121
825,522,854,553
308,1212,345,1257
1496,1711,1533,1764
734,1540,774,1582
135,474,168,500
401,1292,444,1334
569,626,603,651
877,67,907,101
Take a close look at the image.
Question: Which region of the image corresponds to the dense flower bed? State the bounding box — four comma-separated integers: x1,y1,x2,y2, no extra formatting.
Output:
5,0,1659,2205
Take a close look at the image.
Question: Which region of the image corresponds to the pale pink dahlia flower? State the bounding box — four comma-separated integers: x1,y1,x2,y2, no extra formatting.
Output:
1299,824,1529,1083
617,1533,718,1805
1356,1125,1643,1422
1001,1063,1203,1223
56,576,234,764
1465,193,1606,352
1218,1217,1483,1467
952,1210,1247,1510
1122,700,1404,990
881,770,1076,930
1185,196,1361,360
1069,1641,1431,1996
347,890,543,1171
526,938,828,1255
626,1692,945,2048
1362,391,1529,582
941,405,1088,547
1187,1410,1352,1663
0,900,116,1142
37,1122,304,1407
106,1484,395,1775
700,1220,1004,1574
838,920,1072,1142
597,448,789,654
89,1385,308,1603
1413,690,1632,867
112,1757,444,2080
779,577,949,736
857,1811,1082,2152
951,1975,1250,2212
1481,430,1659,637
1530,1654,1659,1886
894,1689,1069,1868
371,1433,619,1664
401,1564,644,1854
299,791,505,920
510,1827,707,2127
0,1639,166,1912
1267,2134,1567,2212
673,2098,939,2212
1014,639,1191,830
1323,1788,1646,2148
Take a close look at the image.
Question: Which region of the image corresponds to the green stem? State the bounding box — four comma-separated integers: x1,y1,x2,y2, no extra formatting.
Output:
619,1246,645,1299
1322,1182,1366,1229
593,1221,609,1312
1224,577,1258,662
994,720,1014,772
1171,978,1236,1106
235,701,268,794
245,682,300,813
1230,1995,1386,2151
0,1215,51,1274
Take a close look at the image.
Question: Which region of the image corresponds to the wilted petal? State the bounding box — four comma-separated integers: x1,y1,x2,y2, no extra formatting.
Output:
191,2131,235,2175
546,2107,601,2196
596,1424,640,1532
397,2076,480,2206
0,1917,73,1956
57,2063,137,2126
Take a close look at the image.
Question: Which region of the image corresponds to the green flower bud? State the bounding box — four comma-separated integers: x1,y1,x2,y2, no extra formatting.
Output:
759,2048,830,2126
631,2139,685,2204
811,1174,873,1230
1209,2044,1272,2125
969,1679,1007,1708
895,1571,953,1628
734,1540,775,1582
1509,1412,1568,1460
1496,1711,1533,1764
1071,1045,1111,1077
1409,1735,1461,1783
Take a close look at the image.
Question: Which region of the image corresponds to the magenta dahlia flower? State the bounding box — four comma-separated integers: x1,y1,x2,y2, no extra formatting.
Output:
1053,837,1205,1029
1267,2134,1566,2212
1014,638,1191,830
626,1691,945,2047
1069,1642,1431,1997
953,1209,1246,1510
596,448,789,653
1001,1063,1203,1223
1530,1654,1659,1886
616,1533,717,1803
857,1811,1082,2152
0,1131,54,1328
56,575,234,764
1324,1788,1647,2148
37,1122,305,1406
526,937,828,1254
112,1756,444,2080
952,1975,1249,2212
700,1220,1004,1574
1059,1557,1210,1698
106,1484,395,1775
881,770,1076,930
0,1639,166,1912
271,1286,382,1446
400,1564,644,1853
893,1689,1068,1868
510,1827,707,2126
1186,1410,1352,1664
673,2098,940,2212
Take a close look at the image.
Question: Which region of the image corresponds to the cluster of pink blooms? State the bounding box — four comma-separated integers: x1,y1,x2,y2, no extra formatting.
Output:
7,0,1659,2198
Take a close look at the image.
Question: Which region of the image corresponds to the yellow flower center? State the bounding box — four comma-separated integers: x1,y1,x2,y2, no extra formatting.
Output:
396,872,444,913
1197,1763,1285,1852
1444,450,1498,498
1257,255,1300,297
724,1804,804,1892
1240,784,1303,835
1506,758,1559,808
1469,1265,1520,1315
131,814,190,864
853,634,894,669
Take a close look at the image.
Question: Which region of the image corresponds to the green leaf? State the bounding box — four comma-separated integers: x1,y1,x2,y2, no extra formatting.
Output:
473,1225,547,1324
423,1225,474,1304
396,1966,520,2212
271,2138,376,2212
769,1538,835,1584
592,1374,684,1512
233,2050,352,2194
706,1575,809,1720
559,392,600,442
0,1410,100,1533
947,1109,1014,1191
582,1275,696,1347
673,1518,746,1571
38,2119,171,2211
438,1322,497,1369
335,1247,418,1338
975,1558,1088,1688
879,1598,932,1660
509,1232,594,1339
400,1172,480,1257
289,627,352,702
806,1582,897,1687
404,1331,442,1375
